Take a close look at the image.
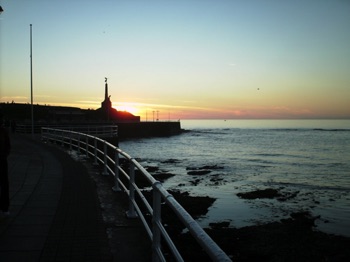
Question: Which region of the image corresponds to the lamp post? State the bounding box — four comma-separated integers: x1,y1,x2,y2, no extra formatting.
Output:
30,24,34,138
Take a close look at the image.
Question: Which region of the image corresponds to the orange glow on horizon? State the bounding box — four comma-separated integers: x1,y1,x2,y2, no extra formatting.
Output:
114,103,139,116
1,98,349,120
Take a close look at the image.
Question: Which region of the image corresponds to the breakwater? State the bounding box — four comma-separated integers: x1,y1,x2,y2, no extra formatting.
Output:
117,121,182,139
14,121,182,139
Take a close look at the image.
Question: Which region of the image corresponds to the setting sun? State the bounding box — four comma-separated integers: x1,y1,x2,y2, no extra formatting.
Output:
115,103,139,116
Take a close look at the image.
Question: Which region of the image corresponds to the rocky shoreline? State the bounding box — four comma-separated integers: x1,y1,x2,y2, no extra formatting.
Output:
131,161,350,261
167,188,350,261
83,154,350,261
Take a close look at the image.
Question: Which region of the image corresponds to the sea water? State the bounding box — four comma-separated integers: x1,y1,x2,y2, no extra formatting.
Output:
119,119,350,237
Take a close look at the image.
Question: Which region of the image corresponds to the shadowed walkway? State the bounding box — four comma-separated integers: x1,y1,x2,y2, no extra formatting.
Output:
0,134,151,261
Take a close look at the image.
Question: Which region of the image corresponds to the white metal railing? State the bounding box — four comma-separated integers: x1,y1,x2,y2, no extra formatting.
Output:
41,127,231,262
16,124,117,138
50,125,118,137
15,123,41,134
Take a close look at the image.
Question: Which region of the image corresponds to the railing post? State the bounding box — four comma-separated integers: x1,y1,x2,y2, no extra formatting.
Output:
126,161,138,218
102,141,108,175
44,128,47,142
61,130,65,147
93,138,98,165
85,136,89,157
69,132,72,151
41,128,45,142
53,129,57,144
152,183,162,262
77,134,81,154
112,149,121,192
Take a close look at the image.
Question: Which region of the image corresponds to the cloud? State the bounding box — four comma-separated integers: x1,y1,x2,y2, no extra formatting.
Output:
35,95,53,98
76,100,101,105
0,96,28,102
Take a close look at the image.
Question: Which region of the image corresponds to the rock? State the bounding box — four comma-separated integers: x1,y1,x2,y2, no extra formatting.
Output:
237,188,282,199
186,164,224,171
146,166,159,172
187,170,211,176
162,159,181,164
209,221,231,229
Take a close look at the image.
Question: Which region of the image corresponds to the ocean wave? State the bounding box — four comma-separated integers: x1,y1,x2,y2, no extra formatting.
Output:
266,181,350,192
312,128,350,132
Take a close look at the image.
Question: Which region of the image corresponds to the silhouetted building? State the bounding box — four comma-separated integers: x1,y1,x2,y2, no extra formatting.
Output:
101,77,112,112
96,78,140,122
48,108,85,123
0,78,140,124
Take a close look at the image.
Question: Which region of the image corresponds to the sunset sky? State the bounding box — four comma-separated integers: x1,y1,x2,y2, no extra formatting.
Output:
1,0,349,120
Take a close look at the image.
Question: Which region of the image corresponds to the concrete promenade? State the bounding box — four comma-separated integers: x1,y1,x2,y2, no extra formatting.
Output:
0,134,151,261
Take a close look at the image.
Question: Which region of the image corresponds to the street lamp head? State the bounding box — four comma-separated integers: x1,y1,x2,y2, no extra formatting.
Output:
0,6,4,14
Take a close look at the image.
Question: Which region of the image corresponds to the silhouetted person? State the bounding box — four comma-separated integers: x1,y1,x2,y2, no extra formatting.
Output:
11,120,16,133
0,112,11,216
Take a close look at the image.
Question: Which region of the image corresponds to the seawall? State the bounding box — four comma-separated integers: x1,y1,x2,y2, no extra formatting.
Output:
13,121,182,140
117,121,182,139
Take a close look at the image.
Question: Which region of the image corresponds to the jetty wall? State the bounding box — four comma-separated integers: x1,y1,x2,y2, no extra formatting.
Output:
117,121,182,139
14,121,182,139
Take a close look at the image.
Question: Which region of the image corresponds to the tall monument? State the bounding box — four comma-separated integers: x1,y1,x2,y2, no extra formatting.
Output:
101,77,112,111
97,77,140,122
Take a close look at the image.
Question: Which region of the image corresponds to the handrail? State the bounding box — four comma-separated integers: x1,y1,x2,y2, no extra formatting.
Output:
49,125,118,137
16,124,118,137
41,127,232,262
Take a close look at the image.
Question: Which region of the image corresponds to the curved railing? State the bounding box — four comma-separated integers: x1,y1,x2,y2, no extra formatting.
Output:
16,124,118,138
41,127,231,262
